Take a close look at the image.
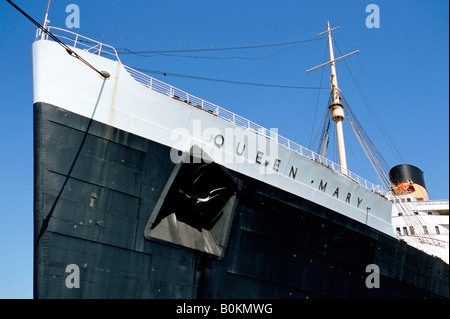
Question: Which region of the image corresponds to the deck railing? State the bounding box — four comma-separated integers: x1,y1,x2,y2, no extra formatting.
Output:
36,27,385,195
124,66,385,195
36,26,121,62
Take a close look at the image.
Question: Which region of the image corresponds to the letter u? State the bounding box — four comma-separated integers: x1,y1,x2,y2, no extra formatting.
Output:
236,142,246,155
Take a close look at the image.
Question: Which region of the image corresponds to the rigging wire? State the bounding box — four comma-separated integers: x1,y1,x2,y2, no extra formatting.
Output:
313,95,332,155
336,29,411,167
329,38,443,249
117,44,302,60
308,39,329,150
133,67,327,90
70,36,307,60
318,115,331,157
4,0,110,247
34,78,108,250
5,0,109,79
341,93,391,188
333,39,405,164
117,37,325,56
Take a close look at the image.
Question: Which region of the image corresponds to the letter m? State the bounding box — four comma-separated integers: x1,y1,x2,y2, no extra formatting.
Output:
318,180,327,192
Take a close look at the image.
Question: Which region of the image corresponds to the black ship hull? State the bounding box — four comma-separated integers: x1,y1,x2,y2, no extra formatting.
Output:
34,102,449,299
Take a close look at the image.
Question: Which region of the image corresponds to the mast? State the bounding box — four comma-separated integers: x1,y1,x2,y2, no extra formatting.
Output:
306,21,358,175
326,21,347,175
41,0,51,40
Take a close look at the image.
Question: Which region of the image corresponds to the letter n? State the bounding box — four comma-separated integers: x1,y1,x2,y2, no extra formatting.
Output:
289,166,297,179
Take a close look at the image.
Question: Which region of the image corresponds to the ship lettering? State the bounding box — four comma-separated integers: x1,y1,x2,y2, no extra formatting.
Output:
254,151,281,172
346,193,351,203
176,303,210,316
289,166,298,179
255,151,264,164
357,197,363,208
236,142,245,155
273,159,281,172
318,179,327,192
214,134,224,148
332,187,339,198
213,135,366,210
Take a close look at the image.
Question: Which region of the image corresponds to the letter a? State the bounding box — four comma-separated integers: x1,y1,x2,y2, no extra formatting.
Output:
65,264,80,288
365,4,380,29
365,264,380,288
65,4,80,29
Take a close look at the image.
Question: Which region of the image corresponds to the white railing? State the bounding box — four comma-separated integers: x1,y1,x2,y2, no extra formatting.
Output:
123,65,385,195
36,26,121,62
413,200,449,207
37,27,385,195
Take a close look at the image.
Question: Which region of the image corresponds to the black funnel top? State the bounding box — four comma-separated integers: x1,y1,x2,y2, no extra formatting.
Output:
389,164,426,189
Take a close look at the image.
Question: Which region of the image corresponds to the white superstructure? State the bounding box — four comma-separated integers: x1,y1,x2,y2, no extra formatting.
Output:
390,194,449,263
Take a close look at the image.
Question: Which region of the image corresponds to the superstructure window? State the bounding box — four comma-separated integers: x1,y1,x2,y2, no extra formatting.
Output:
396,227,401,235
409,226,415,235
435,226,440,235
423,226,428,235
403,227,408,235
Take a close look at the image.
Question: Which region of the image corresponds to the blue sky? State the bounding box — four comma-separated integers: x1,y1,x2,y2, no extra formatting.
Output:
0,0,448,298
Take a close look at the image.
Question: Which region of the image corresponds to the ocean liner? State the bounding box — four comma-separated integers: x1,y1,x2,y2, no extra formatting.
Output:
30,12,449,299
